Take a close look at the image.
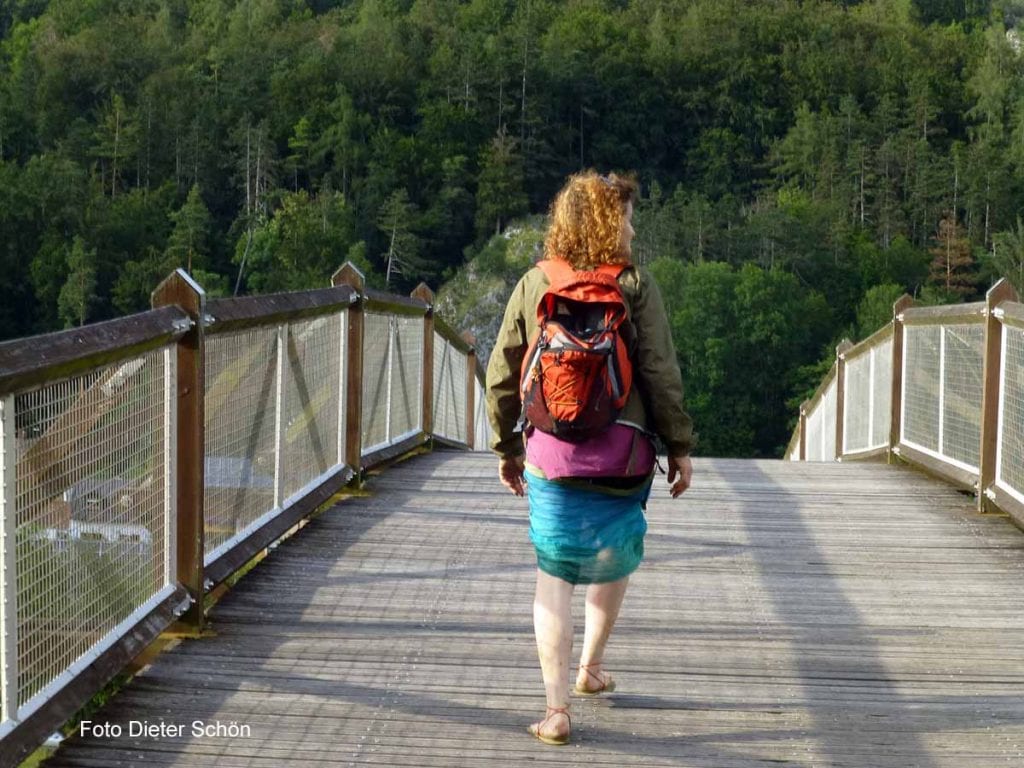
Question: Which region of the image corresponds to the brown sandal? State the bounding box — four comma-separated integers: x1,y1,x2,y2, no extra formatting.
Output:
527,705,571,745
575,661,616,695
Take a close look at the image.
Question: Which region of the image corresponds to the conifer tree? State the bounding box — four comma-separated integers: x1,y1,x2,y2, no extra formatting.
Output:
927,212,977,298
165,184,211,274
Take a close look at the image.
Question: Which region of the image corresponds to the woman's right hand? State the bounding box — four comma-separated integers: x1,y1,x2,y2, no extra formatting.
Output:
499,454,526,496
667,455,692,498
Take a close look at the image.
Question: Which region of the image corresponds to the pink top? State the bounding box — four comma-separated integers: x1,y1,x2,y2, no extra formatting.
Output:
525,423,655,480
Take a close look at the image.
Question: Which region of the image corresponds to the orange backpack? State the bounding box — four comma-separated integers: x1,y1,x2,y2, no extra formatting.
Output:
519,259,633,441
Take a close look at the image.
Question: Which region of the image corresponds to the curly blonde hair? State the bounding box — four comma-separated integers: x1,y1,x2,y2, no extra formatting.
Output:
543,171,639,269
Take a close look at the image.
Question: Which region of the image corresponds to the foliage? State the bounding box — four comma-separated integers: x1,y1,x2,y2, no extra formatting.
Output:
648,258,831,458
4,0,1024,456
58,235,96,327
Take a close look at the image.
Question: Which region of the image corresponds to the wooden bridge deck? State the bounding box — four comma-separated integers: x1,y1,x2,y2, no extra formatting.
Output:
46,452,1024,767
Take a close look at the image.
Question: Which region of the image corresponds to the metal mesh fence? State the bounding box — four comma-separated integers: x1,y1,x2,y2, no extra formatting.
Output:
203,327,278,555
474,380,490,451
843,339,894,456
388,316,423,440
282,314,343,501
844,351,871,454
361,313,390,452
903,325,941,453
10,349,171,709
433,333,467,444
872,339,893,450
805,403,823,462
821,378,837,461
787,441,800,461
941,325,983,470
997,327,1024,500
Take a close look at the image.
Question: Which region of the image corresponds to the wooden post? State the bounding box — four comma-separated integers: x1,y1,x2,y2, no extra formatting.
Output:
978,279,1019,513
332,263,365,479
798,401,808,461
462,332,476,449
152,269,206,633
835,339,853,460
411,284,435,439
889,294,914,463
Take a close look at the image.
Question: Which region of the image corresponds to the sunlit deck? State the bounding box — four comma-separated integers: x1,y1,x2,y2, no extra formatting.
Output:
45,451,1024,767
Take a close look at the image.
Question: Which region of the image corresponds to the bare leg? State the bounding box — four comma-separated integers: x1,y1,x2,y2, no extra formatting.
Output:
576,576,629,692
531,569,574,741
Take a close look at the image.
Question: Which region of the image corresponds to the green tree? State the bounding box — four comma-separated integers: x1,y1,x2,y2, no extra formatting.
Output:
475,126,527,238
165,184,212,273
988,216,1024,294
377,188,424,287
241,189,359,293
855,283,904,340
58,236,97,328
92,92,139,198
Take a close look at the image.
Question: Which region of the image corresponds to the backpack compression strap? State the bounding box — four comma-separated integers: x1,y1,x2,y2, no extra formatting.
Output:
537,259,627,286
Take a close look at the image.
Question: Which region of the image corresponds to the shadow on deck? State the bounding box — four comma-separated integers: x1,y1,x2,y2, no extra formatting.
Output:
45,452,1024,767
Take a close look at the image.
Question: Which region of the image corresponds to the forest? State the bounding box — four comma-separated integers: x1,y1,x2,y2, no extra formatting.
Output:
2,0,1023,456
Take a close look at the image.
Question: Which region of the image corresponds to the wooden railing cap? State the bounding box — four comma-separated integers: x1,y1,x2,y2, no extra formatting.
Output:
332,261,366,291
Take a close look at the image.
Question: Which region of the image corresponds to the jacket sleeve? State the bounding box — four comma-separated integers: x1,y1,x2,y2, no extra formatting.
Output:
485,274,530,458
631,267,696,457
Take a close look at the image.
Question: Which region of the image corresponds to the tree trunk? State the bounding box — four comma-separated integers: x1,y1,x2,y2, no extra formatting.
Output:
112,103,120,198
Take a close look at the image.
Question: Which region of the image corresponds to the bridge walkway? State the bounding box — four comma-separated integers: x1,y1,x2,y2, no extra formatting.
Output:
45,451,1024,767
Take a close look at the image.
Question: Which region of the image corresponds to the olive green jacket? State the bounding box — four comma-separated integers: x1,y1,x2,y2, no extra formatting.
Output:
484,263,695,459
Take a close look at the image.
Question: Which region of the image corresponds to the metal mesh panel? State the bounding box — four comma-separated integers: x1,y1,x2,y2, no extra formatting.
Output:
12,350,169,708
787,441,800,461
203,326,278,555
871,339,893,449
362,313,390,452
941,325,983,470
821,378,837,461
389,316,424,439
433,333,467,443
282,315,342,500
997,327,1024,497
474,380,490,451
903,325,941,452
805,405,823,462
844,351,871,454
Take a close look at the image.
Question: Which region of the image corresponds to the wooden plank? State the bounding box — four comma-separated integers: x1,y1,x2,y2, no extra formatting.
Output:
903,301,986,325
332,264,365,475
205,286,357,335
0,306,190,396
152,270,206,632
835,339,852,459
363,289,429,317
410,285,435,437
979,280,1019,512
889,294,914,457
47,454,1024,768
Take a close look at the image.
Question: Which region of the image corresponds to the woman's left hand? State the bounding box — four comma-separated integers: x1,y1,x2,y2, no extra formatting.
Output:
499,454,526,496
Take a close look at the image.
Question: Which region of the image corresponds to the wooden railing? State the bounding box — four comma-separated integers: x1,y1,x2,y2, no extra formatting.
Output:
787,279,1024,528
0,262,488,767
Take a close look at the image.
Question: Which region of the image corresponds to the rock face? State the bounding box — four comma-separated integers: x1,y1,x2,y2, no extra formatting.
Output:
435,218,545,368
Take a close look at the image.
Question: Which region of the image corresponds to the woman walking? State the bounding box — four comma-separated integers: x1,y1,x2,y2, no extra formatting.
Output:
485,171,695,745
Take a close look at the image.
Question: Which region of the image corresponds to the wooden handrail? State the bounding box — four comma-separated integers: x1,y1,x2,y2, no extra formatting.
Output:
204,286,358,335
0,307,191,396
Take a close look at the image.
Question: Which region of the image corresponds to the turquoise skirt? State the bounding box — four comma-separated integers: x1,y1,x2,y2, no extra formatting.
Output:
526,470,651,585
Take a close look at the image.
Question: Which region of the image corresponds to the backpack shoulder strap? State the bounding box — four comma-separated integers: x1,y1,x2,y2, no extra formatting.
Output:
536,258,575,285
